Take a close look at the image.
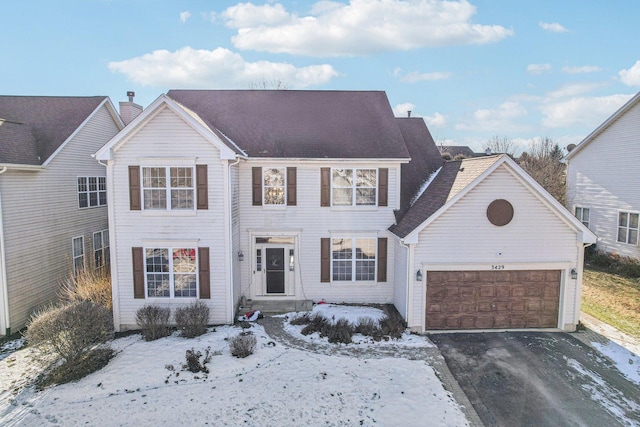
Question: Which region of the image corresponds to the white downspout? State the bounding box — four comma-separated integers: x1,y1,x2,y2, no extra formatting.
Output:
0,167,11,335
398,239,413,328
227,157,241,323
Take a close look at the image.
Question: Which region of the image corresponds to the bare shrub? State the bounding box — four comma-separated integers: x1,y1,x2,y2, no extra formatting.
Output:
354,316,381,337
300,314,330,336
289,312,311,326
36,348,115,389
184,346,212,373
230,332,257,358
379,304,406,339
59,268,112,311
26,301,114,363
326,318,353,344
175,301,210,338
135,305,171,341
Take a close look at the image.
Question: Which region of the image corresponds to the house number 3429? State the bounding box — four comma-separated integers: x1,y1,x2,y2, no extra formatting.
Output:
491,265,505,270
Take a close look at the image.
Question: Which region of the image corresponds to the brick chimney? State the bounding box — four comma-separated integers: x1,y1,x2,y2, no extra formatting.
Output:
119,91,143,125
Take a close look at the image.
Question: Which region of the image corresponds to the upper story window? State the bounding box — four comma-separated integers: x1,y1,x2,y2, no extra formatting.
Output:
93,230,110,270
332,168,377,206
145,247,197,298
263,167,285,205
575,207,590,228
78,177,106,208
72,236,85,277
617,211,639,245
142,167,194,210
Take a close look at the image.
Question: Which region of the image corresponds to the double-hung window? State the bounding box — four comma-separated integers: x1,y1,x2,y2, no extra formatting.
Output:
93,230,110,270
575,207,590,228
331,238,376,281
145,248,197,298
263,167,285,205
142,167,194,210
78,177,106,208
618,211,639,245
332,168,377,206
72,236,85,277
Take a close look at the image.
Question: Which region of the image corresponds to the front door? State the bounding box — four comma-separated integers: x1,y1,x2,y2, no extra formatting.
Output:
265,248,285,294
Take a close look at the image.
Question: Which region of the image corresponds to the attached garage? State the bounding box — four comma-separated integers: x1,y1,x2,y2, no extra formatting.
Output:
425,270,561,330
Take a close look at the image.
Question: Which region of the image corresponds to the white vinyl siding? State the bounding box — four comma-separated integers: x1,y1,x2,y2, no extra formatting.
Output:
0,103,116,332
566,98,640,259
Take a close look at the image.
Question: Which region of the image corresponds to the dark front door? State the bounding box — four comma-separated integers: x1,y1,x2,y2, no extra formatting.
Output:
265,248,285,294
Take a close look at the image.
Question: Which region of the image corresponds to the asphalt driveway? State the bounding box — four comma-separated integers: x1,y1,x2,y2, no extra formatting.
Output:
430,332,640,426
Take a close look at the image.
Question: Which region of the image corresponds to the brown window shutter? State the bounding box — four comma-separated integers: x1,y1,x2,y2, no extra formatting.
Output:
377,238,387,282
252,167,262,206
198,247,210,299
321,238,331,282
287,167,297,206
378,168,388,207
132,247,145,298
320,168,331,207
129,166,141,210
196,165,208,210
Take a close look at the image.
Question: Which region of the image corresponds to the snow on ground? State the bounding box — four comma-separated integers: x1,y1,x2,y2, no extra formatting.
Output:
0,306,467,427
590,341,640,386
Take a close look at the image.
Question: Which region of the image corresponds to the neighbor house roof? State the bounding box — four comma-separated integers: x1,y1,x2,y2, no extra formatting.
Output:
166,90,411,159
395,117,444,218
438,145,475,158
564,90,640,161
0,96,108,165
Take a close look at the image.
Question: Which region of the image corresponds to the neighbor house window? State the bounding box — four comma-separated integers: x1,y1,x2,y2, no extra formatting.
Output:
145,248,197,297
617,211,639,245
142,167,194,210
332,168,377,206
263,167,285,205
72,236,85,277
78,177,106,208
575,207,590,228
93,230,110,270
331,238,376,281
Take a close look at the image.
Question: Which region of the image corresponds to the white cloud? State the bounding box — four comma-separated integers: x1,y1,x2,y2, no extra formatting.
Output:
425,112,447,128
179,11,192,23
540,94,633,128
527,63,552,74
456,101,529,133
220,0,514,57
108,47,339,89
539,21,569,33
399,70,451,83
393,102,416,117
546,82,606,99
561,65,601,74
619,60,640,86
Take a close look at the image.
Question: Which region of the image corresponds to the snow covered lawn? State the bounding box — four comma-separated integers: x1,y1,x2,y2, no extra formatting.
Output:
0,305,468,426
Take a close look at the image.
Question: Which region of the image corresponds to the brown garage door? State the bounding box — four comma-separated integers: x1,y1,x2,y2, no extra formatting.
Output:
426,270,560,330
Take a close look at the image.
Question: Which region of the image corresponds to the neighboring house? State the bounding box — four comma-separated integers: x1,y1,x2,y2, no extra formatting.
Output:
564,91,640,260
96,90,595,333
0,96,125,335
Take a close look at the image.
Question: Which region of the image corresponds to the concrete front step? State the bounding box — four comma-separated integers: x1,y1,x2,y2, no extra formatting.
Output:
240,299,313,315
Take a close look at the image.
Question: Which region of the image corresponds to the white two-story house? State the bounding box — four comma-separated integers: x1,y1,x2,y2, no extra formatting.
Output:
96,90,595,333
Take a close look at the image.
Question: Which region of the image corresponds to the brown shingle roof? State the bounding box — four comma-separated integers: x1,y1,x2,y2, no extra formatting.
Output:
0,96,106,165
167,90,410,159
390,155,502,237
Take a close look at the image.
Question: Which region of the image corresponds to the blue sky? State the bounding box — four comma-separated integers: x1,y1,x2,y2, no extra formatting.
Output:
2,0,639,153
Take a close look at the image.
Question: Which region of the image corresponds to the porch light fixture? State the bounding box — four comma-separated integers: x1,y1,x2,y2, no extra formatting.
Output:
238,250,244,262
571,268,577,280
416,269,423,282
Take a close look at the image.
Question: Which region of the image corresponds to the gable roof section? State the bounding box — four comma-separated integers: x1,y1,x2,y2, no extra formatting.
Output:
395,117,444,218
166,90,411,159
390,154,596,244
564,91,640,161
95,94,240,161
0,96,109,165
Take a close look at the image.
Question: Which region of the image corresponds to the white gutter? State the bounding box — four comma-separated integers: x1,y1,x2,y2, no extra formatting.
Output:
0,166,11,335
0,163,44,172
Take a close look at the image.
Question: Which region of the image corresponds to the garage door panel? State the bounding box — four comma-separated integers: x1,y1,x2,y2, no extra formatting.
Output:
426,270,560,330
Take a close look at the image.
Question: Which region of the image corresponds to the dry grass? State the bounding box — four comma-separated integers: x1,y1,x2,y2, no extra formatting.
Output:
59,268,112,311
582,266,640,338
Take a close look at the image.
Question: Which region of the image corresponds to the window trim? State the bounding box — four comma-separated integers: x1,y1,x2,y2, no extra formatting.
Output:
330,237,377,282
93,230,110,270
574,206,590,228
617,210,639,245
77,176,107,209
144,246,199,299
72,236,85,277
141,166,196,211
330,168,378,207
